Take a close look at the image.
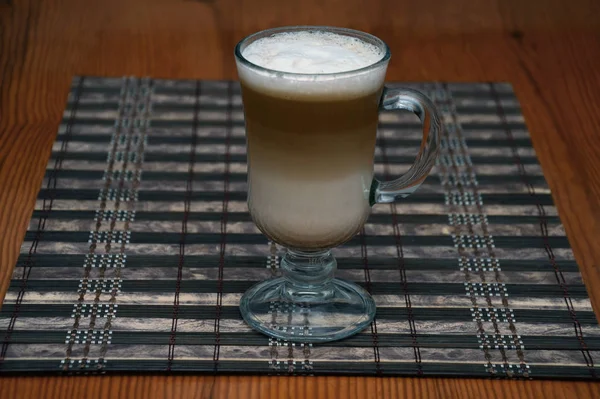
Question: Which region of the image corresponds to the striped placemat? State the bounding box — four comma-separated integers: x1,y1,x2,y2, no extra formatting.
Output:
0,77,598,379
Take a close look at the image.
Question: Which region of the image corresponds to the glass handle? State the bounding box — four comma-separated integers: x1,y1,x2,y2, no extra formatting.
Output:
371,87,443,204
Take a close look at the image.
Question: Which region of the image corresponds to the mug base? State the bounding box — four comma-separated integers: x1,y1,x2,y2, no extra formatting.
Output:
240,277,376,343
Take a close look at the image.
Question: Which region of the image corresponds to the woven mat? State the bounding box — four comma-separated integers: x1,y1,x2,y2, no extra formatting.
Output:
0,77,598,379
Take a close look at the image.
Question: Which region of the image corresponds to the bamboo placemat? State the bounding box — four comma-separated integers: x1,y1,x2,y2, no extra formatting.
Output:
0,77,598,379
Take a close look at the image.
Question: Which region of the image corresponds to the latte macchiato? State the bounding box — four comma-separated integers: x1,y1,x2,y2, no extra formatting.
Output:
238,27,442,343
237,31,386,249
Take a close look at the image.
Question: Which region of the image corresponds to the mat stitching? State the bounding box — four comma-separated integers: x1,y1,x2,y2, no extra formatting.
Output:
65,77,137,370
435,83,498,376
444,83,528,377
63,78,131,370
83,78,145,368
99,79,151,368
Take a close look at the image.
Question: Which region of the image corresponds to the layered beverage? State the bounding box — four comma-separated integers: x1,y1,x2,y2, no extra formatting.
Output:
237,30,387,249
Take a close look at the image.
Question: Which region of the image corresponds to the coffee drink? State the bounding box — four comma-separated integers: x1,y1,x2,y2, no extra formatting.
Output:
237,31,386,250
237,27,441,344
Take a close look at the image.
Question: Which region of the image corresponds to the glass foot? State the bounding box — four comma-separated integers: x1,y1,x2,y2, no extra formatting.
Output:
240,277,376,343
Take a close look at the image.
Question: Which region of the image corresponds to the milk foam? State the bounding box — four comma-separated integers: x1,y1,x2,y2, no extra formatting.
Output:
242,31,384,74
237,30,388,98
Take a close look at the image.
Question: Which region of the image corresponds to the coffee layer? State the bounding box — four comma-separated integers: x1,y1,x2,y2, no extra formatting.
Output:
242,84,381,249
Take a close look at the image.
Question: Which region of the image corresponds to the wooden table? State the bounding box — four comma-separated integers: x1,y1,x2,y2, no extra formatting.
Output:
2,0,600,397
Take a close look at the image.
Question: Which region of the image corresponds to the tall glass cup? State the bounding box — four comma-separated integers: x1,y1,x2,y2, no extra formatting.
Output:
235,26,442,342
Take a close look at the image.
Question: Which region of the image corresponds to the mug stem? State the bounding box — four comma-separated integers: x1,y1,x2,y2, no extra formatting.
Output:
239,247,376,342
280,249,337,303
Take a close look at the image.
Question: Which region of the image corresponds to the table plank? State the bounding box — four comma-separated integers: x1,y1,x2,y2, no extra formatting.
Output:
1,375,600,398
2,0,600,397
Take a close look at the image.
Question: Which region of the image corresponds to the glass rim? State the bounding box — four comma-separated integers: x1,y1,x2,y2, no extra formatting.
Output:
234,25,391,79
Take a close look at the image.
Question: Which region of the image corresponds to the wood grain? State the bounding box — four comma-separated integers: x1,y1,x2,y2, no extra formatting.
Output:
2,0,600,397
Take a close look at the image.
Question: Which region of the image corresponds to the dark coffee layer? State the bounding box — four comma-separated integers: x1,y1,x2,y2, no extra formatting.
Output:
242,83,382,180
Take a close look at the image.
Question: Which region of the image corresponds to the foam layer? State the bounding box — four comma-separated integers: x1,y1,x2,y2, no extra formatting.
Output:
242,31,384,74
237,30,388,99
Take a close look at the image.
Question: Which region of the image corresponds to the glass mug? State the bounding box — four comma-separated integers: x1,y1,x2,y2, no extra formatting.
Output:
235,26,442,342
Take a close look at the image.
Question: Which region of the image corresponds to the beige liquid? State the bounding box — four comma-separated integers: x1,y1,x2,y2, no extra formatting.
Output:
241,84,383,249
